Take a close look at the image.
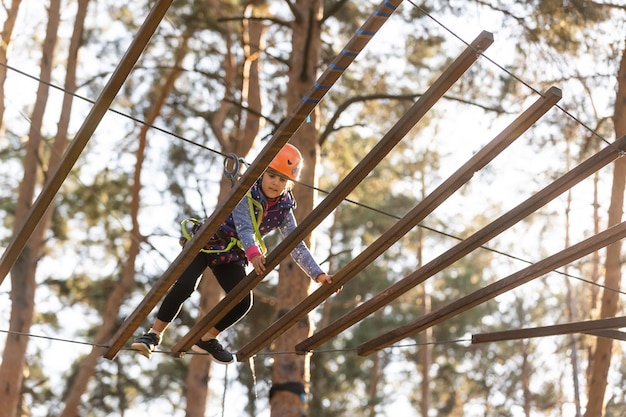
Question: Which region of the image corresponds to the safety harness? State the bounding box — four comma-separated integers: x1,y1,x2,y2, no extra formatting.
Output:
179,191,267,256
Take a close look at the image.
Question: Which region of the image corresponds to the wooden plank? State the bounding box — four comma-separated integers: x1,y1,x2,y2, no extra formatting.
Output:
357,217,626,356
295,88,574,354
0,0,175,285
584,329,626,342
471,317,626,344
168,0,409,356
233,31,500,362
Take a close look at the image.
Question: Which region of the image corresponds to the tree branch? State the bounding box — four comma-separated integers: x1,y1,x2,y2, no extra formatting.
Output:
283,0,300,21
321,0,350,24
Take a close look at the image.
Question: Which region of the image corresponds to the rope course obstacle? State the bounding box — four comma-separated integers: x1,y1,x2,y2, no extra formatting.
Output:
0,0,621,365
104,0,405,360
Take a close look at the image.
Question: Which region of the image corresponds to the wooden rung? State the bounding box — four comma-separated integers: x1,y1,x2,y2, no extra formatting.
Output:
584,329,626,342
471,316,626,344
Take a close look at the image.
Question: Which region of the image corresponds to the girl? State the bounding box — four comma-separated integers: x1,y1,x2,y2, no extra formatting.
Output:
131,144,333,363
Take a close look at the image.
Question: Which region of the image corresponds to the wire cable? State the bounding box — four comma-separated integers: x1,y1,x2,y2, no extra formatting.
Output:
0,61,230,159
0,328,472,355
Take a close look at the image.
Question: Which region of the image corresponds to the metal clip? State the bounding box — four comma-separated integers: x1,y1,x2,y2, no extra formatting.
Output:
223,153,247,187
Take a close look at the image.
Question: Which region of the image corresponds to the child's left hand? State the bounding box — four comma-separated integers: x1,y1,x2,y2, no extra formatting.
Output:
315,273,332,285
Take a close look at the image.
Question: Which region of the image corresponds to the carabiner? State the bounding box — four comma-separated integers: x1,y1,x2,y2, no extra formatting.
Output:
223,153,246,187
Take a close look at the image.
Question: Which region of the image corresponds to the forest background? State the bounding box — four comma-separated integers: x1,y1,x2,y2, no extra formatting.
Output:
0,0,625,416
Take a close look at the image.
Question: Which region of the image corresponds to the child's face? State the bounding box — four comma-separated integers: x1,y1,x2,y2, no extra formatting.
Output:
261,171,290,199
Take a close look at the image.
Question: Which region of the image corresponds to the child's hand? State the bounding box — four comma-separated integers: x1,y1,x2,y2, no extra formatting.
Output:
250,255,266,275
315,273,332,285
315,273,342,294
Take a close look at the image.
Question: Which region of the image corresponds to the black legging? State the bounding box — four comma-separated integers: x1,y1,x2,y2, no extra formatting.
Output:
156,252,253,332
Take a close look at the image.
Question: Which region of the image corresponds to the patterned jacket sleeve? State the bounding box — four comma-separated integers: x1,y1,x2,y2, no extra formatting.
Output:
232,196,258,253
278,210,324,280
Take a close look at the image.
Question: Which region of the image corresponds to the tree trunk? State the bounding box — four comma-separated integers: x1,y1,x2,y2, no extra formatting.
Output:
45,1,89,411
270,1,322,416
419,288,431,417
583,43,626,417
0,1,60,415
521,340,531,417
564,143,582,417
185,273,215,417
186,2,267,413
366,352,381,417
236,1,265,151
415,189,430,417
0,0,23,137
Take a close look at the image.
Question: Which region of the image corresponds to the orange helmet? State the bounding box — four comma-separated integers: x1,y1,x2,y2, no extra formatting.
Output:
269,143,302,180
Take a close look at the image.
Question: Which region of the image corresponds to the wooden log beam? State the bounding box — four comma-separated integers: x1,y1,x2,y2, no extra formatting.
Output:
296,88,571,354
167,0,409,357
357,212,626,356
471,317,626,344
0,0,175,285
232,32,506,362
583,329,626,342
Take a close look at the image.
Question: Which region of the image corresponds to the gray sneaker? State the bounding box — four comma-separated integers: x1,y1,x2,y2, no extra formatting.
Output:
131,332,161,359
191,338,234,364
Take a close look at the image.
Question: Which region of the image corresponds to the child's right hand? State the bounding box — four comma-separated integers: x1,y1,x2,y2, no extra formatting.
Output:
250,255,266,275
316,273,342,294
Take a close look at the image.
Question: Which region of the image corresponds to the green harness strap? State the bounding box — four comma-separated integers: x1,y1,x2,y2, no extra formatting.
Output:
246,192,267,256
180,192,267,256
